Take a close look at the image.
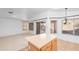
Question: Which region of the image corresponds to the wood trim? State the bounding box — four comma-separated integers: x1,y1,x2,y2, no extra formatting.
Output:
51,38,57,51
28,42,40,51
18,47,28,51
41,41,52,51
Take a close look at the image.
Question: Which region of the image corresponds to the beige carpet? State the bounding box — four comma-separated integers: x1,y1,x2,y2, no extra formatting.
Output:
0,33,79,51
0,33,33,51
57,39,79,51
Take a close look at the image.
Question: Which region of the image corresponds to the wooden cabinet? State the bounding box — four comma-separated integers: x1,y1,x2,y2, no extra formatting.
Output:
28,38,57,51
28,42,40,51
41,42,52,51
28,41,52,51
52,38,57,51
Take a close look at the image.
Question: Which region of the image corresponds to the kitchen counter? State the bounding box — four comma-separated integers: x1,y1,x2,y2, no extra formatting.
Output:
25,34,57,50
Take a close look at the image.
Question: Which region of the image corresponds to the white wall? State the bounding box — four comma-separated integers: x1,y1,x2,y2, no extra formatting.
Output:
29,10,65,20
30,10,79,20
0,18,23,37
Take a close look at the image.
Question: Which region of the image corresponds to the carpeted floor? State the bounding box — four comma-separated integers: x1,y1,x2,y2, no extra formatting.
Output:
0,33,33,51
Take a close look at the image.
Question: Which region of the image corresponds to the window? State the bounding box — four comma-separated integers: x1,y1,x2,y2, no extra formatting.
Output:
62,19,73,34
74,19,79,35
62,19,79,36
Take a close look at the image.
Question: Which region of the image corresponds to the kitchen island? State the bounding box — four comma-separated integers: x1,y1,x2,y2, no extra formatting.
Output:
26,34,57,51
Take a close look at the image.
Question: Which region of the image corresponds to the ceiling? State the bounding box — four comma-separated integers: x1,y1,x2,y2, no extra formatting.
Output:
0,8,79,20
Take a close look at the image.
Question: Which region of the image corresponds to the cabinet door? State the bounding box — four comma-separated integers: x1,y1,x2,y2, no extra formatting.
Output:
28,42,40,51
41,42,52,51
52,39,57,51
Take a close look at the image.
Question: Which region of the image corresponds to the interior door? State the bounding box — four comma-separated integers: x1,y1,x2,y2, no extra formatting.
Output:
29,23,34,30
51,21,57,33
36,22,40,34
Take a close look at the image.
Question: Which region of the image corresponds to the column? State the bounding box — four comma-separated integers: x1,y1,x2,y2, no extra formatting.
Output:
73,19,75,35
46,17,51,40
57,19,62,37
33,21,36,35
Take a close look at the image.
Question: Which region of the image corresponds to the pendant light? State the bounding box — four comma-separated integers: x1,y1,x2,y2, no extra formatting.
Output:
64,8,68,24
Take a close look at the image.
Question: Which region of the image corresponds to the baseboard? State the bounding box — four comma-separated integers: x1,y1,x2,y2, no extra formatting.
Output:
0,32,28,39
18,46,28,51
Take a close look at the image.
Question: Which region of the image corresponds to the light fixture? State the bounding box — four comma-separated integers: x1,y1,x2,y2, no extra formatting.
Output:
8,8,14,14
64,8,68,24
8,8,16,17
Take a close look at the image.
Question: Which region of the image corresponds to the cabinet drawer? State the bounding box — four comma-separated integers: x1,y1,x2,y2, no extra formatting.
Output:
41,42,52,51
29,42,40,51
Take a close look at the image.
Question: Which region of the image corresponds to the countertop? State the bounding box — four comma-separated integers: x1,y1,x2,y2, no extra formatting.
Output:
25,34,57,49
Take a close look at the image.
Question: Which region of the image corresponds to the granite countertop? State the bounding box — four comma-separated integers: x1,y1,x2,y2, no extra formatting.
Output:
25,34,57,49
